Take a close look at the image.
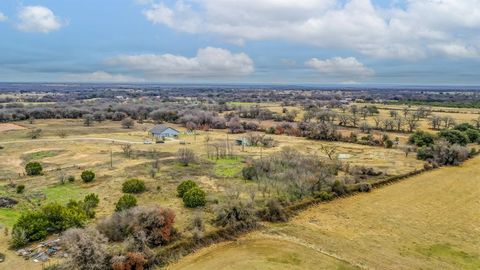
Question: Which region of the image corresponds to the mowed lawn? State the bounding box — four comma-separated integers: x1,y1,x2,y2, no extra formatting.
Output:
168,156,480,270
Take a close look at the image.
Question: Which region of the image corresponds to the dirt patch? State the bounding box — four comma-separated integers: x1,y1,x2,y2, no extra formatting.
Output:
0,123,26,132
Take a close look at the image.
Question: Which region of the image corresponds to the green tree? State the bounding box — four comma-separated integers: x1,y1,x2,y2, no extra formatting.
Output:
81,170,95,183
183,187,206,208
115,194,137,212
122,179,146,194
25,162,43,176
177,180,197,197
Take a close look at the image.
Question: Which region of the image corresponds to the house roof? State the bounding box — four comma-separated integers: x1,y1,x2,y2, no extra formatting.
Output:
150,125,179,134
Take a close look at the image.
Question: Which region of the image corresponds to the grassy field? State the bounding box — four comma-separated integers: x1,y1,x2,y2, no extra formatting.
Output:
168,156,480,270
0,104,476,269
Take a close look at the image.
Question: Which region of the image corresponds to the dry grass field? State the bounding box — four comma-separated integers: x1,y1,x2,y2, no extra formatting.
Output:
0,102,477,270
168,156,480,270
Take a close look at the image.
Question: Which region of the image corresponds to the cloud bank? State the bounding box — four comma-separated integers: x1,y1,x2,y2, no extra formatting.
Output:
106,47,254,79
142,0,480,60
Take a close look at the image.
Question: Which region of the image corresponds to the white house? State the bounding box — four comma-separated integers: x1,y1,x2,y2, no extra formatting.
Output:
150,125,180,139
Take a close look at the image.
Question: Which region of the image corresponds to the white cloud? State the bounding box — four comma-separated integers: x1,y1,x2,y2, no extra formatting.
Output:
17,6,65,33
306,57,375,79
0,11,7,22
62,71,145,83
142,0,480,60
106,47,254,78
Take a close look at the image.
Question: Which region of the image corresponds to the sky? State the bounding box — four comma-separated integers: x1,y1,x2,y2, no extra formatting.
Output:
0,0,480,85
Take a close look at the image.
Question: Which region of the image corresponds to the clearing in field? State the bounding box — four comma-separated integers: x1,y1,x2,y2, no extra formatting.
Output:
0,123,26,132
168,156,480,270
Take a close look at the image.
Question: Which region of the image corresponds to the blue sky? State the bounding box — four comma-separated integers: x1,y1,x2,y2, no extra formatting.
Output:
0,0,479,85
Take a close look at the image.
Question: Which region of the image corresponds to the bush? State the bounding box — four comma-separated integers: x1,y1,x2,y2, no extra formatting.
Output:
9,228,28,248
176,180,197,198
332,180,347,196
67,175,75,182
315,191,335,201
384,139,394,148
84,193,100,208
16,184,25,194
438,130,469,146
122,179,146,194
98,206,176,247
115,194,137,212
241,166,257,180
214,201,257,230
408,131,435,147
417,140,470,166
11,201,91,246
25,162,42,176
177,148,196,166
81,170,95,183
183,187,206,208
465,129,480,143
261,199,288,222
454,123,476,132
62,228,109,270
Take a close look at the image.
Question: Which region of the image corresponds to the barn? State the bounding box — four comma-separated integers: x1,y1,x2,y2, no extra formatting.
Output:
150,125,180,139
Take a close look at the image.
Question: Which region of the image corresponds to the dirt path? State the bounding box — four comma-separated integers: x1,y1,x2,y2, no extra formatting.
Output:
0,137,177,145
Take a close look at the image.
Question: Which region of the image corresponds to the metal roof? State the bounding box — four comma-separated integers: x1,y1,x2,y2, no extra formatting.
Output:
149,125,179,134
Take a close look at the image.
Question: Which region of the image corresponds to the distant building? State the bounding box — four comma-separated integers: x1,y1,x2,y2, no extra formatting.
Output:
150,125,180,139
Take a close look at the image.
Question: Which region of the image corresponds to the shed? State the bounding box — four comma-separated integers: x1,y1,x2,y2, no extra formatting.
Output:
150,125,180,138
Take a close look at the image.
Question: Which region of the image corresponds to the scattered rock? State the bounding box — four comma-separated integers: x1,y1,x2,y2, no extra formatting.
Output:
0,197,18,208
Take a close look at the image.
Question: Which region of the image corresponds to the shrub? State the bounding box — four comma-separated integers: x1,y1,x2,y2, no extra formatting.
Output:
177,148,196,166
214,201,257,230
465,129,480,143
98,206,176,247
25,162,42,176
417,140,470,166
384,139,394,148
81,170,95,183
84,193,100,208
261,199,288,222
62,228,109,270
67,175,75,182
9,228,28,248
332,180,347,196
115,195,137,212
176,180,197,198
183,187,206,208
454,123,476,132
358,182,372,192
16,184,25,194
408,131,435,147
241,166,257,180
11,201,90,246
122,179,146,194
438,130,469,146
315,191,335,201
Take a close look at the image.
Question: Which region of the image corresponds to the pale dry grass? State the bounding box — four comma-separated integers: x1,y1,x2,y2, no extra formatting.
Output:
170,156,480,270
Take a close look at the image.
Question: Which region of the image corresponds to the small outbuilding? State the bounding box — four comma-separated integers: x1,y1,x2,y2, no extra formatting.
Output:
150,125,180,139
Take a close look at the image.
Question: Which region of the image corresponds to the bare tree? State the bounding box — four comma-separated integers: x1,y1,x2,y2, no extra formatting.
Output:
177,148,196,166
121,117,135,129
406,117,419,132
430,115,442,130
472,116,480,129
319,144,338,160
121,144,133,158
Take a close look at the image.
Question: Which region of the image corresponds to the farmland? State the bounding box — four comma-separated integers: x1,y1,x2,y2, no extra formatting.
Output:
0,86,479,270
168,156,480,270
